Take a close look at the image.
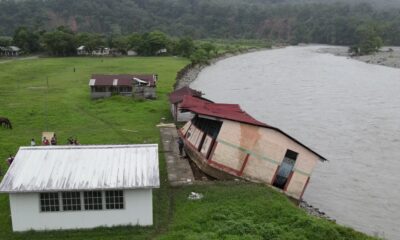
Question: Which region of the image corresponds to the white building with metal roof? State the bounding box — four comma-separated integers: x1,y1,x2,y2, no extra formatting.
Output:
0,144,160,231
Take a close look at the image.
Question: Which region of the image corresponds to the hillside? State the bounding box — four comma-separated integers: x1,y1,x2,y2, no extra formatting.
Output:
1,0,400,45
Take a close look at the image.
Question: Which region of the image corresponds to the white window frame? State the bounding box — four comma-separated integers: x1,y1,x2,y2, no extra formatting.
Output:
39,190,125,213
39,192,61,212
61,191,82,211
105,190,125,210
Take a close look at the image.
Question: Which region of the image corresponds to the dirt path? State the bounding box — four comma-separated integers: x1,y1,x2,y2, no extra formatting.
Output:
0,56,39,64
159,126,195,186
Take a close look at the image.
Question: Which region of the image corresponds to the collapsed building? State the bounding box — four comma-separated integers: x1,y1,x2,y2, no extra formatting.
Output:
177,94,326,200
89,74,157,99
169,86,212,122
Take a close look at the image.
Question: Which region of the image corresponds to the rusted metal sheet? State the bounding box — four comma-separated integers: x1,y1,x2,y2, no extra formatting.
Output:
0,144,160,193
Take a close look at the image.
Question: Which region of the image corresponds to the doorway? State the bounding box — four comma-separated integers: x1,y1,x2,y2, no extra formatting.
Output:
273,149,298,189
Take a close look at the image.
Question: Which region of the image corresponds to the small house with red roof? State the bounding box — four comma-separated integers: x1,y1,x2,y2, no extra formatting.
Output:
168,86,213,122
89,74,157,99
178,95,326,200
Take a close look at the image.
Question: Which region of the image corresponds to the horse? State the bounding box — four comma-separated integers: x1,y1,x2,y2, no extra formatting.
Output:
0,117,12,129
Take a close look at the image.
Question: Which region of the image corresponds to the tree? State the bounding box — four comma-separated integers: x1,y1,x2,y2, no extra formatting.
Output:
190,48,209,65
127,33,143,50
76,33,105,53
200,42,217,57
137,31,169,55
111,35,129,54
350,24,383,55
12,27,41,53
0,36,12,46
42,26,76,56
175,37,195,57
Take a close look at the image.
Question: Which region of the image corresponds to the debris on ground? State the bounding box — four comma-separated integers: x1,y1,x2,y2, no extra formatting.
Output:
188,192,203,200
156,123,176,128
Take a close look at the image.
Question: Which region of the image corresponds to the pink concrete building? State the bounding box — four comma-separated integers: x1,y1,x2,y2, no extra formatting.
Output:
178,95,326,200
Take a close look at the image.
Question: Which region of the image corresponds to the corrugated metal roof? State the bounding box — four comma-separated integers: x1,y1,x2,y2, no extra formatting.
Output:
169,86,209,104
180,95,269,127
0,144,160,193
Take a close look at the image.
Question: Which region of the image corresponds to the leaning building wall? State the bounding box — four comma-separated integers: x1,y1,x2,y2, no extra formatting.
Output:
211,120,319,199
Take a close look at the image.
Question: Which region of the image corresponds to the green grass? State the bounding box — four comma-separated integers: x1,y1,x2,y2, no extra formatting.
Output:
0,56,377,240
159,183,377,240
0,56,189,240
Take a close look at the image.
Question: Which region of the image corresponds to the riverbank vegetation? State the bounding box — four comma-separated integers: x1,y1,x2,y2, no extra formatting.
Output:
4,26,266,65
0,57,378,239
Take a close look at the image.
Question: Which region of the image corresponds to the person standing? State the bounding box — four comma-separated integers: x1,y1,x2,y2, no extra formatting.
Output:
30,138,36,146
6,155,14,165
51,136,57,145
42,137,50,145
177,137,184,156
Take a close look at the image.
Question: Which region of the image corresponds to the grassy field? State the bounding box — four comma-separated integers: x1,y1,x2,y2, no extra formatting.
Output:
0,56,189,240
0,57,377,240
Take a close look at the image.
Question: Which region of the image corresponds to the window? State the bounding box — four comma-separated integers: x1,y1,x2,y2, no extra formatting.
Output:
105,190,124,209
40,193,60,212
192,116,222,139
84,191,103,210
62,192,81,211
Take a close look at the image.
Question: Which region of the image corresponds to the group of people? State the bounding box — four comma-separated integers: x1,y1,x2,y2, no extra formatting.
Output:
30,135,57,146
1,135,80,176
29,135,80,146
40,136,57,146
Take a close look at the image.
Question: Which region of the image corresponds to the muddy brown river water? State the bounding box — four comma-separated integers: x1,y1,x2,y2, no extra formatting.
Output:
190,45,400,239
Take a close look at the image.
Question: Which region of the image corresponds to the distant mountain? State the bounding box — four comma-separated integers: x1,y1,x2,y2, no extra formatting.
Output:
1,0,400,45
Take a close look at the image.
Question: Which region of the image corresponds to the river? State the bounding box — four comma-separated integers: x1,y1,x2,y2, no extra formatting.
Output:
190,45,400,239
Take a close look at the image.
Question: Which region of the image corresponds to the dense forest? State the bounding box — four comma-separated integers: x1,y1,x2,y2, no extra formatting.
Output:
0,0,400,46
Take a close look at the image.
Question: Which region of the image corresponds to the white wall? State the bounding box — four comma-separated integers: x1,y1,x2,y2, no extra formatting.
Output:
9,189,153,231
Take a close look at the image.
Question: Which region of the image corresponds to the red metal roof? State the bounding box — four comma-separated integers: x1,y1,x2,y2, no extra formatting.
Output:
180,95,269,127
91,74,156,87
180,95,326,161
169,86,205,104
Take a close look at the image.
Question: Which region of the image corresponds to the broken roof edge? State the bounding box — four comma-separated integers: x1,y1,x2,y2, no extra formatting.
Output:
168,86,207,104
173,95,214,105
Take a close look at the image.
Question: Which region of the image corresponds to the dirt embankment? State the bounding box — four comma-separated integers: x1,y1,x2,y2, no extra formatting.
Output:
318,46,400,69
